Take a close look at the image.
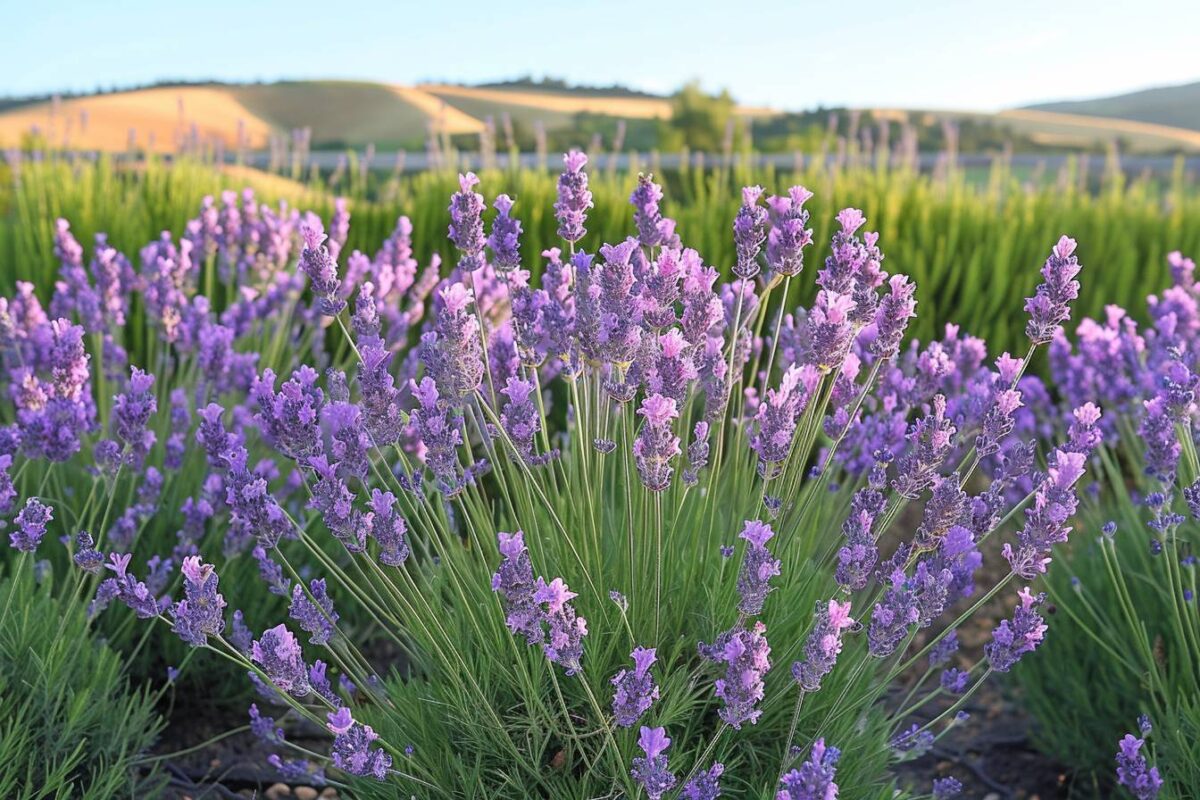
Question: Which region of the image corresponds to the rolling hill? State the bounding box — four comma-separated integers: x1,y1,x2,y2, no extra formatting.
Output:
2,79,1198,155
1026,80,1200,133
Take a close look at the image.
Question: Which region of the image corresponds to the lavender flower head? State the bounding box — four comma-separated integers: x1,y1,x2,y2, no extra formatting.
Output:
777,738,840,800
710,622,771,728
171,556,227,647
11,497,52,552
736,520,781,615
631,726,676,799
611,646,659,727
492,530,542,644
985,587,1048,672
487,194,522,273
682,763,725,800
1026,235,1082,344
251,624,310,696
634,394,681,492
328,708,393,781
534,576,588,674
870,274,918,360
299,220,345,316
766,186,815,278
1115,733,1163,800
555,150,592,244
631,173,668,247
733,185,768,279
290,578,339,645
449,173,487,272
792,598,855,692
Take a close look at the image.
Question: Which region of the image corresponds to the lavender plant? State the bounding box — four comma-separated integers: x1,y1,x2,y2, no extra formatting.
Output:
1014,250,1200,797
2,155,1104,797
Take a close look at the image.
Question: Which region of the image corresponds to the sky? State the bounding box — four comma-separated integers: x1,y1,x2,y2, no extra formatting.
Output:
5,0,1199,111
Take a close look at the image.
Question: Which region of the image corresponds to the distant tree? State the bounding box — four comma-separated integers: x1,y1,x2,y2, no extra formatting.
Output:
668,82,738,151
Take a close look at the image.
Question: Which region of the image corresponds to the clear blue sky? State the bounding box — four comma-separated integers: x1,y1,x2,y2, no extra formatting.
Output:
6,0,1199,111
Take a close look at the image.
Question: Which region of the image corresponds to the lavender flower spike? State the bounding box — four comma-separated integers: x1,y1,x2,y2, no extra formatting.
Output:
487,194,522,273
11,497,53,552
732,185,768,279
449,172,487,272
631,726,676,799
1115,732,1163,800
736,520,781,615
611,646,659,727
682,763,725,799
634,394,682,492
299,220,345,316
778,738,840,800
555,150,592,244
1025,235,1082,344
171,556,227,647
985,587,1048,672
251,624,310,696
792,598,855,692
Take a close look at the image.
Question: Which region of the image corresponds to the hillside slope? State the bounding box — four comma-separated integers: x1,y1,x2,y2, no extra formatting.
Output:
1026,81,1200,132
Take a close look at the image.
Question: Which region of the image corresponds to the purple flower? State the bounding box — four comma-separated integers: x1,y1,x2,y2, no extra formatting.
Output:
1115,733,1163,800
939,668,969,693
500,376,555,466
0,454,15,515
630,174,667,248
249,703,284,744
110,367,157,464
631,726,676,799
732,186,768,279
487,194,522,273
299,220,345,316
290,578,339,646
72,530,104,573
252,366,324,462
682,762,724,799
535,576,588,674
893,395,956,500
251,624,310,696
975,386,1023,457
736,520,781,615
929,629,959,667
308,454,365,552
365,489,410,567
932,777,963,799
171,556,227,647
93,552,164,619
707,622,771,728
777,738,840,800
357,340,406,447
1026,235,1082,344
1003,449,1087,578
836,470,886,590
555,151,593,244
421,283,484,407
870,275,918,360
230,609,254,655
634,394,681,492
449,173,487,273
11,497,52,552
752,365,819,478
766,186,815,278
611,646,659,727
807,291,857,372
328,708,393,781
409,377,467,497
792,599,855,692
492,530,543,644
985,587,1048,672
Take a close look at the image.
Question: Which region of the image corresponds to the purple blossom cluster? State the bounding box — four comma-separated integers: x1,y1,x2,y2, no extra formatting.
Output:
2,155,1146,795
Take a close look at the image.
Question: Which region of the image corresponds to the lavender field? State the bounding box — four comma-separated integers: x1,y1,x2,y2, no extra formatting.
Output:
0,143,1196,799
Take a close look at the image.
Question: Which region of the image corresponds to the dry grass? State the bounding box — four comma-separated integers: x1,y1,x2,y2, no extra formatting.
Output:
996,108,1200,150
386,85,486,135
420,83,677,119
0,87,274,152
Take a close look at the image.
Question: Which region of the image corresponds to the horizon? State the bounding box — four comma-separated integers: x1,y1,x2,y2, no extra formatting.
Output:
7,0,1200,113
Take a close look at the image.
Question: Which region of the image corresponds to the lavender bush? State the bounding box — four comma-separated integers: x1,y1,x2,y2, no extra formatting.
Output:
1,155,1108,797
1013,250,1200,797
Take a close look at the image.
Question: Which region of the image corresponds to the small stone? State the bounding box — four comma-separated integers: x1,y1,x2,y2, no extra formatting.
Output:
318,789,339,799
266,784,292,800
294,788,318,800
